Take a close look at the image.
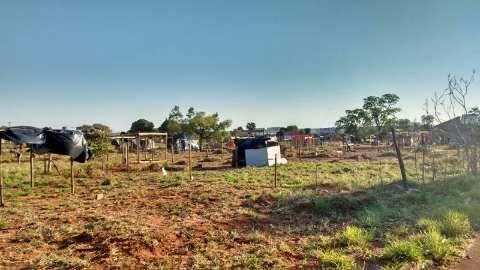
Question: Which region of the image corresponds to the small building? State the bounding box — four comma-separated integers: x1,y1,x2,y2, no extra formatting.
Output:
433,114,480,144
233,137,287,167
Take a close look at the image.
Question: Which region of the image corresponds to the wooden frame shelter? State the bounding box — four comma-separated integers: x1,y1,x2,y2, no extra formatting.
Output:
135,132,168,163
110,132,169,166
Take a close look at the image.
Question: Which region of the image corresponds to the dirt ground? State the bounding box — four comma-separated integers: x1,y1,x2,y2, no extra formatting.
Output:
0,144,477,269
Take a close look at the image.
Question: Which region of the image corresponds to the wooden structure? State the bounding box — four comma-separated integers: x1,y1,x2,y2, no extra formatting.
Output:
0,129,78,206
111,132,169,165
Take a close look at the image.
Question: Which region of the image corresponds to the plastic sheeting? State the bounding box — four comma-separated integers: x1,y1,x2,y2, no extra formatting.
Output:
233,137,271,167
0,127,90,163
0,126,44,145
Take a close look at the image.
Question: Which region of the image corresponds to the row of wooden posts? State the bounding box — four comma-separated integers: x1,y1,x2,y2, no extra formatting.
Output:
0,139,75,207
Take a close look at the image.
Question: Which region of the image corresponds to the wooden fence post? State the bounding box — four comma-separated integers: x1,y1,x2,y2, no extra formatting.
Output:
189,144,193,181
274,154,278,188
126,143,130,173
165,135,168,161
70,158,75,194
315,164,319,189
422,147,426,185
0,139,4,207
30,147,34,189
47,153,52,173
137,136,140,163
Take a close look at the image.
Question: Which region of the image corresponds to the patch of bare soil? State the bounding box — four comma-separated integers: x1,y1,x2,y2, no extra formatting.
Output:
454,235,480,270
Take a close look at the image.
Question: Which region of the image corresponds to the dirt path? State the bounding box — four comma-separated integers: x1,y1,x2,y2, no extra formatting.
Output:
455,236,480,270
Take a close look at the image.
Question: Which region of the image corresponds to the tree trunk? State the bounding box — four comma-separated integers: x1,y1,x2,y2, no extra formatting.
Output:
199,136,204,151
391,128,408,190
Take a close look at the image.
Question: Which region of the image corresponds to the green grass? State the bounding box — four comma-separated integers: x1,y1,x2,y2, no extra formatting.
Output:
439,210,472,238
336,225,371,247
312,249,357,270
0,217,8,229
383,238,424,264
28,253,89,269
0,150,478,269
415,230,459,263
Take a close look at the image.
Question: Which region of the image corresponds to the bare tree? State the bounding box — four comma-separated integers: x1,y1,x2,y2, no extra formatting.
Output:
431,70,479,175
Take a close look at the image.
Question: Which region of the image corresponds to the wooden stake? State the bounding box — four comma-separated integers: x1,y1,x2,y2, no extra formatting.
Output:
274,154,278,188
0,139,4,207
137,136,140,163
47,153,52,173
171,141,174,163
70,158,75,194
391,129,407,190
30,147,34,189
126,143,129,173
432,147,436,182
44,156,47,174
315,164,319,189
189,144,193,181
164,135,168,161
422,147,426,184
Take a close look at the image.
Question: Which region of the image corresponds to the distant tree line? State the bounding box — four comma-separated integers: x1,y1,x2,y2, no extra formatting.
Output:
129,106,232,151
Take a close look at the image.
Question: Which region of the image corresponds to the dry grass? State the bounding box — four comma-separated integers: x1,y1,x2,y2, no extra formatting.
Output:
0,147,477,269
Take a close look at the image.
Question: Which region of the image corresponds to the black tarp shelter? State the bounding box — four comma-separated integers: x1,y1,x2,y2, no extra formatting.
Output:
0,126,90,206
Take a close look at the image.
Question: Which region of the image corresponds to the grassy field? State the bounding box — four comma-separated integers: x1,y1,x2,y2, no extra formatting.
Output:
0,147,478,269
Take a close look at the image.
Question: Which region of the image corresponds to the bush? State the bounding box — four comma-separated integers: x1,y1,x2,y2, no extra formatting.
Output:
383,239,423,264
312,250,357,270
415,230,458,263
337,225,370,247
439,211,471,238
416,218,439,232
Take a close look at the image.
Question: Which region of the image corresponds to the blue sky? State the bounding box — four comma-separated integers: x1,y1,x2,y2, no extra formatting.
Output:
1,0,479,131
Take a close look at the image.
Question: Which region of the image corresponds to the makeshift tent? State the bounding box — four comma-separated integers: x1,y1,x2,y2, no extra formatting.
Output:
0,126,91,206
0,126,44,145
0,127,90,163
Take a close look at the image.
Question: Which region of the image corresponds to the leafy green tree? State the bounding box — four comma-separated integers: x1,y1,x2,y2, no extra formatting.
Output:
362,94,401,136
285,125,298,132
335,109,368,135
336,93,407,188
420,114,435,130
77,123,112,158
129,119,155,133
469,106,480,115
397,119,412,130
187,112,232,150
246,122,256,131
304,128,312,134
186,107,195,119
169,105,183,121
158,118,183,134
231,126,243,136
159,105,189,135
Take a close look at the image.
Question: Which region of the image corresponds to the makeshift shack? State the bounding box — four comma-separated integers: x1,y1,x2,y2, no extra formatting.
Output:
233,137,287,167
0,126,91,206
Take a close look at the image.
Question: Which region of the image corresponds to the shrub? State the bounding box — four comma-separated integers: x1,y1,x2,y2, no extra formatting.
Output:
383,239,423,264
415,230,458,263
416,218,439,232
439,211,471,238
313,250,357,270
337,225,370,247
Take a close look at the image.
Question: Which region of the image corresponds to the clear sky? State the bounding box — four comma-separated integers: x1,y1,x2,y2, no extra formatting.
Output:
1,0,479,131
